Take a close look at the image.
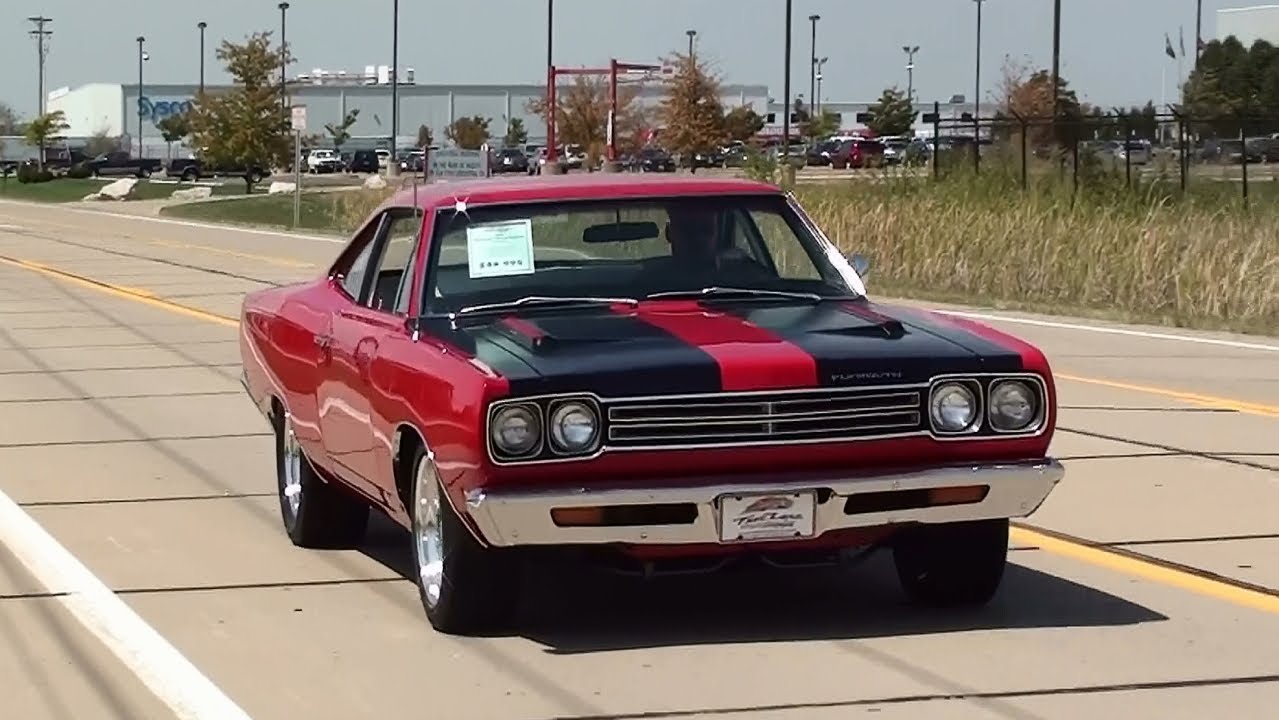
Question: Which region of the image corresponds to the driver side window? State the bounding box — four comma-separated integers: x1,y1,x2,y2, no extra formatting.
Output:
341,237,377,301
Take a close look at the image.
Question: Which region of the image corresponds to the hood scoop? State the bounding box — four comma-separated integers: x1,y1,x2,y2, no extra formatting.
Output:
487,314,639,353
790,305,907,339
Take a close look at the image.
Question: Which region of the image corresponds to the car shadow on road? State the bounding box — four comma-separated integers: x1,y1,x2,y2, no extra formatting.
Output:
356,515,1167,653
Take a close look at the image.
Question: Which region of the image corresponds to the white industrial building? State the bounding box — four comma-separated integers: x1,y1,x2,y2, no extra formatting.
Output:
43,64,770,158
1217,4,1279,45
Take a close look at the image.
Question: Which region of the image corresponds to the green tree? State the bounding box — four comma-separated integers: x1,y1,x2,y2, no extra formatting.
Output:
324,108,360,153
84,129,120,156
156,113,191,160
24,111,69,171
1181,36,1279,137
187,32,293,192
864,87,918,137
416,124,434,148
658,51,727,162
802,109,841,140
723,105,765,143
445,115,492,149
504,117,528,146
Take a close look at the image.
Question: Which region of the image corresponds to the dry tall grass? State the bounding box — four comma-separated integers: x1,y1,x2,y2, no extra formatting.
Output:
796,173,1279,335
322,173,1278,335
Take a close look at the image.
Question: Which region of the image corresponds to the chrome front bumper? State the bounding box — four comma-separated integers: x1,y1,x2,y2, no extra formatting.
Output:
464,459,1065,547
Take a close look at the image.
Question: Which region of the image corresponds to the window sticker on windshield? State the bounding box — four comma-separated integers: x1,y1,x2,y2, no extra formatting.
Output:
466,219,535,278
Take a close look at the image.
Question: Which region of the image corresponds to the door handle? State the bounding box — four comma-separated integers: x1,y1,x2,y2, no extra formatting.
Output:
314,334,331,348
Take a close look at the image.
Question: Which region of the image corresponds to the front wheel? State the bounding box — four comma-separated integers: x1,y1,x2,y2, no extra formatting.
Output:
409,445,519,635
892,518,1009,608
275,413,369,548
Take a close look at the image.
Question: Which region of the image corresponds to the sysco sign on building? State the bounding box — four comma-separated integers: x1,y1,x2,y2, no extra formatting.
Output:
137,96,195,124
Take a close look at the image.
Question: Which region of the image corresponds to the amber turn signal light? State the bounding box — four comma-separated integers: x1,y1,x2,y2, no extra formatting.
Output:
927,485,989,506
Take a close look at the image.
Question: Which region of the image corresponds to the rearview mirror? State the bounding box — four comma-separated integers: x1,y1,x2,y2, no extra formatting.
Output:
849,253,871,278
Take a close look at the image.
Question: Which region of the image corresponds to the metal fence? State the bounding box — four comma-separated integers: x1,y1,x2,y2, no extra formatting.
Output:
914,102,1279,206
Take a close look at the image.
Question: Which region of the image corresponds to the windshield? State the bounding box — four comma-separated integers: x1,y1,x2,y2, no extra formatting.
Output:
420,194,861,314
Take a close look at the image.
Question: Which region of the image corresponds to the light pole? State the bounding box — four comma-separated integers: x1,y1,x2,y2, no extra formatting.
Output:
546,0,554,148
903,45,919,102
198,21,207,94
1051,0,1061,138
1195,0,1203,65
278,2,290,112
974,0,984,165
808,14,819,118
137,36,148,157
686,29,697,60
782,0,793,163
391,0,400,173
27,16,52,118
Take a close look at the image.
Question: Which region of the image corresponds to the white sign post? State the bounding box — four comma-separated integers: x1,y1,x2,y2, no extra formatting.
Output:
290,105,306,228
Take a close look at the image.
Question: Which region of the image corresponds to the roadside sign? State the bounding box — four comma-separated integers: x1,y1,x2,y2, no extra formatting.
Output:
291,105,307,131
426,147,489,179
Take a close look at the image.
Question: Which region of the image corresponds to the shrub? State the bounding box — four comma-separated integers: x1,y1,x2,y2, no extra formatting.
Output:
64,162,93,179
16,163,54,183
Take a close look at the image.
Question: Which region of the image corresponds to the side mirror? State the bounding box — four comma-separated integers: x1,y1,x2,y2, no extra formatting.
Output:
849,253,871,278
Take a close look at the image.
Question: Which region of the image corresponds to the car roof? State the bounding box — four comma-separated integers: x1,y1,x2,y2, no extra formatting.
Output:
385,173,782,212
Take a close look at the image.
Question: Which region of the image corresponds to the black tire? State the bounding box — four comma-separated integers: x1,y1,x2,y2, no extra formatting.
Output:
275,413,369,548
892,518,1009,608
407,444,519,635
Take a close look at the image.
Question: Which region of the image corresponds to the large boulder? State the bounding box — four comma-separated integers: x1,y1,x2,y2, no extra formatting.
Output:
363,174,388,190
170,186,214,201
98,178,138,200
268,181,296,194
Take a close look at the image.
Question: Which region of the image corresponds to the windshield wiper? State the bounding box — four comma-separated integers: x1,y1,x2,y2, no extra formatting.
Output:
644,287,830,303
453,295,639,318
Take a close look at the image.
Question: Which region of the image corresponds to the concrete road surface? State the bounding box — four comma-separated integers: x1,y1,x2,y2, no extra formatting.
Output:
0,198,1277,720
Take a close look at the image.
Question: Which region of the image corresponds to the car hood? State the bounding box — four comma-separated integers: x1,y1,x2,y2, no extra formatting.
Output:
432,300,1030,397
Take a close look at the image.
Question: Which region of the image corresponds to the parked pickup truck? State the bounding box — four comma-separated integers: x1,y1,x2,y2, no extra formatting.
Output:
85,152,164,178
166,158,269,183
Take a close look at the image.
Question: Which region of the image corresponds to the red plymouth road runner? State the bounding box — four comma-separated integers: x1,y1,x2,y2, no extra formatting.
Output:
239,173,1065,635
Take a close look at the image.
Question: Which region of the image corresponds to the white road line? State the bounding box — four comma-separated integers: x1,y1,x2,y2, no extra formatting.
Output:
934,310,1279,354
0,488,253,720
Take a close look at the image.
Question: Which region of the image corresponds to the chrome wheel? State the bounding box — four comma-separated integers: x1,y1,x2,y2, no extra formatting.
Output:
414,456,445,608
281,417,303,518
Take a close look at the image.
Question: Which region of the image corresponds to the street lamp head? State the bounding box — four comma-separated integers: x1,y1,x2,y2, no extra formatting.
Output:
198,21,207,29
137,35,145,44
687,29,696,37
809,14,820,22
278,2,289,9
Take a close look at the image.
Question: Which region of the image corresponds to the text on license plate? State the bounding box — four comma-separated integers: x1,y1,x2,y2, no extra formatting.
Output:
718,490,817,543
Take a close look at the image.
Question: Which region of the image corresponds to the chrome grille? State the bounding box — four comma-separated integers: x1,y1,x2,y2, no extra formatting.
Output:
605,387,926,448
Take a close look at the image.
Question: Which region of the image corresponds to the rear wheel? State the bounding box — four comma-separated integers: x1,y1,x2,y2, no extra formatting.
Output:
409,445,519,634
892,519,1009,608
275,413,369,548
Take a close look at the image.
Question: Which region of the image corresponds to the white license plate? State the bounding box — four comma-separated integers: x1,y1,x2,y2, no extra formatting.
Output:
718,490,817,543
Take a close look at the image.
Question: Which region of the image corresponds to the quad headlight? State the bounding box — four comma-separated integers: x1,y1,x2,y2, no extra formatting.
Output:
548,400,600,453
989,379,1039,432
489,403,542,457
929,381,980,433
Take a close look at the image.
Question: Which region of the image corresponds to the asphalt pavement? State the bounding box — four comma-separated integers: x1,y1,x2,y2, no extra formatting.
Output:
0,199,1277,720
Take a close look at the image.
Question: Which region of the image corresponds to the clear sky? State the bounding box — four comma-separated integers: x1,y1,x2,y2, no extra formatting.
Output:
4,0,1243,120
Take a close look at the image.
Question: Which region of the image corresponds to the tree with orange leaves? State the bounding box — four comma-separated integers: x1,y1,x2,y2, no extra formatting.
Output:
525,74,648,166
657,52,726,160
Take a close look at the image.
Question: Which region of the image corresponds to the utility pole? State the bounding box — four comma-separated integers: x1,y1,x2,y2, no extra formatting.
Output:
1051,0,1061,137
974,0,984,168
546,0,554,149
815,57,827,113
198,21,207,94
1195,0,1203,65
137,36,147,157
687,29,697,60
808,14,820,118
28,16,53,118
278,2,290,111
390,0,400,174
782,0,793,165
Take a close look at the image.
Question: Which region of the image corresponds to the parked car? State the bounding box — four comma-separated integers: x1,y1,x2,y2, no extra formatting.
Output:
829,138,886,169
348,149,381,174
84,151,164,178
166,158,269,183
491,147,530,174
306,149,342,173
239,173,1065,635
626,147,677,172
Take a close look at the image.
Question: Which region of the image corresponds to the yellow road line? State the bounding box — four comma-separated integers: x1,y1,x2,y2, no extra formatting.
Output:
150,239,318,269
4,253,1278,616
1012,525,1279,615
1057,373,1279,419
0,255,238,328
